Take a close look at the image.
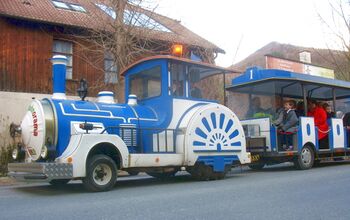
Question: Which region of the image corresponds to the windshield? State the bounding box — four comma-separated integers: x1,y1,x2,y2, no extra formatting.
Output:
129,65,161,100
169,61,227,103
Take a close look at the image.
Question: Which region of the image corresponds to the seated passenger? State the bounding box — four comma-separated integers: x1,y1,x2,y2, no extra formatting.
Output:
322,103,335,119
295,101,305,117
307,99,329,149
343,112,350,147
277,100,298,151
173,80,183,96
190,81,202,99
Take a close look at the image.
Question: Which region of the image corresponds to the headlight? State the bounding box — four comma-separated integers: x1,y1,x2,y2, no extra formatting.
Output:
40,146,48,159
12,148,18,160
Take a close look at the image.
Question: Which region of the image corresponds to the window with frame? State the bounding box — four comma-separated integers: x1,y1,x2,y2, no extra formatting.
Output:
129,66,162,100
53,40,73,79
170,62,186,97
104,52,118,84
52,1,86,13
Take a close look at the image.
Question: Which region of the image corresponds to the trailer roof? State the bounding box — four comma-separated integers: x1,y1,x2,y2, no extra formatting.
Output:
227,67,350,100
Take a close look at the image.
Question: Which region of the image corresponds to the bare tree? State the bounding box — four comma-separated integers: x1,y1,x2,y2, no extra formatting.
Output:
317,0,350,81
72,0,173,101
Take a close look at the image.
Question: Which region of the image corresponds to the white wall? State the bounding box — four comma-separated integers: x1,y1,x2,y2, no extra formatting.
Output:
0,91,97,149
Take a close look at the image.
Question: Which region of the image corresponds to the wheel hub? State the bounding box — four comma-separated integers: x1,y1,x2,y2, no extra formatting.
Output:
93,164,112,185
301,148,311,165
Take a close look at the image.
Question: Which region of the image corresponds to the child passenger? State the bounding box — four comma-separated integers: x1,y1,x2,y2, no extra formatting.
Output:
277,100,298,150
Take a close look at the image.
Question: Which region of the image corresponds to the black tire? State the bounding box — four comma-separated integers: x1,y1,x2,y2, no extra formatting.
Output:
49,179,70,186
294,145,314,170
127,171,140,176
248,163,265,170
147,171,177,179
83,154,117,192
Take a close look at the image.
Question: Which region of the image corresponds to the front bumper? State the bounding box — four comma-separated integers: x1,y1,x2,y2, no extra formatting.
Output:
8,162,73,181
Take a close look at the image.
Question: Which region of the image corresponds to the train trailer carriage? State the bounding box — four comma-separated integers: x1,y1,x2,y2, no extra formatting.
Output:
8,55,250,192
227,67,350,170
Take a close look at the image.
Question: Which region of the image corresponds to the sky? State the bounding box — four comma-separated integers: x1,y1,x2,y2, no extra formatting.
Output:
152,0,347,67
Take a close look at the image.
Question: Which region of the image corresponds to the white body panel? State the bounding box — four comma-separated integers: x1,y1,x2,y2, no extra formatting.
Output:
57,134,129,177
128,154,183,167
330,118,345,149
300,117,316,147
241,118,271,151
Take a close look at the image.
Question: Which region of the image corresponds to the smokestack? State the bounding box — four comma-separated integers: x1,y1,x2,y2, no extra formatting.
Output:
51,55,68,100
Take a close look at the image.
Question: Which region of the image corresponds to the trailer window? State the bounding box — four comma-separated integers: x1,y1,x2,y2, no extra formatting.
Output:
129,66,162,100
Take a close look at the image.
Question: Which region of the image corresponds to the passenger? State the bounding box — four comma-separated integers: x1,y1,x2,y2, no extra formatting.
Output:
307,99,329,149
322,103,335,119
295,101,305,117
273,97,284,126
190,81,202,98
342,112,350,146
173,80,183,96
277,100,298,150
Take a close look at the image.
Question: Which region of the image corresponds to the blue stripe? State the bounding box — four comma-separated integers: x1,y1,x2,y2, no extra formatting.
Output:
230,141,241,146
211,113,217,129
193,141,206,146
229,129,239,139
225,119,233,133
202,117,211,132
195,128,207,139
193,149,241,153
219,113,225,129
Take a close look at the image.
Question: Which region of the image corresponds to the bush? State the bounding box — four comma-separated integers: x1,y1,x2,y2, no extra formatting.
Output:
0,145,15,176
0,114,16,176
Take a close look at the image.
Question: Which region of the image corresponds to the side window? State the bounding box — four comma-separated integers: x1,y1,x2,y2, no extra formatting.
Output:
129,66,161,99
53,40,73,79
104,52,118,84
170,63,185,97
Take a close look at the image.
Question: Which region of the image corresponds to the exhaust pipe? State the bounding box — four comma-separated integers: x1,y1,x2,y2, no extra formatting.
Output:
51,55,68,100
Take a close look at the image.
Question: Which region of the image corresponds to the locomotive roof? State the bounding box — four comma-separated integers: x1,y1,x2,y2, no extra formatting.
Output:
227,67,350,101
121,55,237,76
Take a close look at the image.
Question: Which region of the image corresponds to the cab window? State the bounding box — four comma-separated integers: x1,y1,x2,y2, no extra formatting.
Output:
170,63,185,97
129,66,161,100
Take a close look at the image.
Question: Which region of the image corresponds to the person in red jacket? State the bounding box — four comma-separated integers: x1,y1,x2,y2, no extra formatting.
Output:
307,99,329,148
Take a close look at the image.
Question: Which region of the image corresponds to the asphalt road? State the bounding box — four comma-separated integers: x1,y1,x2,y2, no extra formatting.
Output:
1,162,350,220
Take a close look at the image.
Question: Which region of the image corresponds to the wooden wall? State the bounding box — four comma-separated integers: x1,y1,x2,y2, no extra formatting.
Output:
0,18,52,93
0,17,120,98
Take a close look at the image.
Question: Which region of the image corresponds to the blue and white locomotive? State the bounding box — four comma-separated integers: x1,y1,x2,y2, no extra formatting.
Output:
9,55,250,191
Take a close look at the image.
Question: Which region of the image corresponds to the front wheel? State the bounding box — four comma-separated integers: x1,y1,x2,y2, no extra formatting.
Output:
294,145,314,170
83,154,117,192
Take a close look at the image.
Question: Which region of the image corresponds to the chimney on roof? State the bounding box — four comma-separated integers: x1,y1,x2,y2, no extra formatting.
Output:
299,51,311,64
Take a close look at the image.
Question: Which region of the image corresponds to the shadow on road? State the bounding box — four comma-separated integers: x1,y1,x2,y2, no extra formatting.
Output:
245,160,350,173
12,172,243,195
11,161,350,195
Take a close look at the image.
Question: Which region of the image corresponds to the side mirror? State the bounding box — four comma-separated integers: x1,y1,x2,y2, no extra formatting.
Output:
77,78,88,101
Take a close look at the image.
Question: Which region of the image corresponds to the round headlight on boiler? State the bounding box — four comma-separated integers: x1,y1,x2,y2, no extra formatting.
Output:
40,146,48,159
12,148,18,160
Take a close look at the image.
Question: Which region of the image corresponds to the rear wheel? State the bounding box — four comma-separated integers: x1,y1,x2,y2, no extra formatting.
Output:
294,145,314,170
83,154,117,192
